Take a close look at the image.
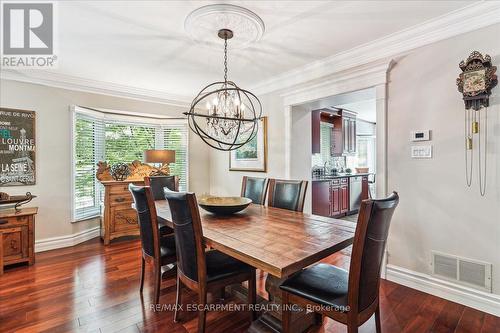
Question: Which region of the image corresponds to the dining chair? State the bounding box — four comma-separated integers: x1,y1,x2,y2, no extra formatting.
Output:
241,176,269,205
267,179,308,212
129,184,177,305
144,175,179,236
144,175,179,200
280,192,399,333
164,189,257,333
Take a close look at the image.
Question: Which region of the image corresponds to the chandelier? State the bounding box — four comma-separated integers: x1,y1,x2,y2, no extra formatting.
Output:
184,28,262,151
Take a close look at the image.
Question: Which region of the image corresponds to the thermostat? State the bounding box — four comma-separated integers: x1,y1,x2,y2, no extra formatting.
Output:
411,130,430,142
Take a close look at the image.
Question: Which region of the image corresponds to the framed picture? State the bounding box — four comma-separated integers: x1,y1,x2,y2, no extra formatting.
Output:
229,117,267,172
0,108,36,186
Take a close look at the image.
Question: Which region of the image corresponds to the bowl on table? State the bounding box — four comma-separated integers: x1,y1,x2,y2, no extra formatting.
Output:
355,167,369,173
198,196,252,215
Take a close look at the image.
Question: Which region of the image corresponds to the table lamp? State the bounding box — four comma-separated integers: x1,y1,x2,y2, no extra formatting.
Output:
143,149,176,176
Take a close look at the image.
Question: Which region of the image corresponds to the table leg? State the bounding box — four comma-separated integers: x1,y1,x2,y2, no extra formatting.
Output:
247,274,318,333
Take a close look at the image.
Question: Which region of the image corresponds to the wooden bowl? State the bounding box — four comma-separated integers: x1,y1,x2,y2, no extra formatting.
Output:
355,167,369,173
198,196,252,215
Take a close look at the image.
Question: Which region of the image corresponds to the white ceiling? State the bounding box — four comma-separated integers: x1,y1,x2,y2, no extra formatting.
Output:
13,1,477,98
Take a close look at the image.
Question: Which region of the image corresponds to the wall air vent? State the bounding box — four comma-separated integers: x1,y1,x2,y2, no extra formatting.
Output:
432,251,492,292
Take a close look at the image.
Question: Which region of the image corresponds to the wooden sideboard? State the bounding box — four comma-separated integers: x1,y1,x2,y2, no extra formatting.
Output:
100,180,143,245
0,207,38,273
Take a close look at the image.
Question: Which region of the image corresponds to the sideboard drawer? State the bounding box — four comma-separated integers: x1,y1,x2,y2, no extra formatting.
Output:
0,215,28,227
2,226,28,261
111,207,138,233
109,193,133,207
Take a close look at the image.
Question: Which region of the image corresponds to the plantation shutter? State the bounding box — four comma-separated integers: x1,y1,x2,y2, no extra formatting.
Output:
72,107,189,222
73,112,104,221
162,124,189,191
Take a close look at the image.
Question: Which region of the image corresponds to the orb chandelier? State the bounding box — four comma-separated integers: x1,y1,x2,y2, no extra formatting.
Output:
184,28,262,151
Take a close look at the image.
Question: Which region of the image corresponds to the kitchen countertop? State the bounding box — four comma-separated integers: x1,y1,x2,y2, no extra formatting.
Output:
312,172,374,181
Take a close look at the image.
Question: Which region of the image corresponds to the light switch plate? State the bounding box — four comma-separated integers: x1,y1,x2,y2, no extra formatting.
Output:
411,145,432,158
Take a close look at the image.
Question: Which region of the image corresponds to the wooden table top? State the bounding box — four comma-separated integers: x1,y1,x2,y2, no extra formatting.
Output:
155,201,356,278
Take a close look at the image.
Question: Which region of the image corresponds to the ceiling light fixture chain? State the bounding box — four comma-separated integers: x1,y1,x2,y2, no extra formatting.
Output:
224,36,228,84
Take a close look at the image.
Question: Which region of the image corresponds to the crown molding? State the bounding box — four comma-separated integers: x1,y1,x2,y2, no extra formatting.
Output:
252,1,500,96
0,70,192,107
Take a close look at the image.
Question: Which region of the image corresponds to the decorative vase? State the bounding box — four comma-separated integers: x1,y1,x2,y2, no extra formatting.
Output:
110,163,131,181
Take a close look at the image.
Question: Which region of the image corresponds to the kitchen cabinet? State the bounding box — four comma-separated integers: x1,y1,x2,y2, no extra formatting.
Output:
312,181,331,216
340,183,349,214
331,128,343,156
312,178,349,218
343,114,357,155
312,109,356,157
311,111,321,154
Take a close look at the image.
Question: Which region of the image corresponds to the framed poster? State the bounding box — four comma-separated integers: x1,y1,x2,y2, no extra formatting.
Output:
0,108,36,186
229,116,267,172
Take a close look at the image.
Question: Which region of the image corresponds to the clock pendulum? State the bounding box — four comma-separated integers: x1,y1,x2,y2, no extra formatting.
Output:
456,51,497,196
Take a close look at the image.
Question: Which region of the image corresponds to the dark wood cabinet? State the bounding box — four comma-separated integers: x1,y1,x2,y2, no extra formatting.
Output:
312,178,350,218
312,181,331,216
311,111,321,154
340,184,349,214
312,109,356,157
342,114,357,155
331,186,340,216
331,128,343,156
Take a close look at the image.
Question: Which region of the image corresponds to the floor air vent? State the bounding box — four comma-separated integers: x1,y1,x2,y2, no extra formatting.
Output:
432,251,492,292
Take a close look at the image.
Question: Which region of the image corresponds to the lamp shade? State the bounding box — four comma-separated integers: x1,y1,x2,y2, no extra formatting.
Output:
143,150,176,164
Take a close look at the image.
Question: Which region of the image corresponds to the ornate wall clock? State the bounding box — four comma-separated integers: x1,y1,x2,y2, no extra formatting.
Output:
456,51,497,196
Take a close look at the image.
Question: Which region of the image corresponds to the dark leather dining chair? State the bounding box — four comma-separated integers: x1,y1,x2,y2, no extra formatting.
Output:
267,179,308,212
144,175,179,236
241,176,269,205
164,189,256,333
280,192,399,333
144,175,179,200
129,184,177,305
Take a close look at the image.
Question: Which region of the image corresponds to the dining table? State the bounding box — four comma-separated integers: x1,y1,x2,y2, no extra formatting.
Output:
155,200,356,333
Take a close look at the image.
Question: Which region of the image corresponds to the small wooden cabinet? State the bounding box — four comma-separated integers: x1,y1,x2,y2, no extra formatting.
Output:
312,178,349,218
0,207,37,271
100,180,144,245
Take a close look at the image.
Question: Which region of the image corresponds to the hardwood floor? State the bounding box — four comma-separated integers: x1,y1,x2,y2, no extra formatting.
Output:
0,238,498,333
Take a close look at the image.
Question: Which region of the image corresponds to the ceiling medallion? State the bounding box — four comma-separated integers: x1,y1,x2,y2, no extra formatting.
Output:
184,4,265,49
184,26,262,151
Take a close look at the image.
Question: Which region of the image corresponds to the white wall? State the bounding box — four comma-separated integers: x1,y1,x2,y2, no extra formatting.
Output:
207,23,500,297
387,23,500,294
0,79,210,241
209,92,287,196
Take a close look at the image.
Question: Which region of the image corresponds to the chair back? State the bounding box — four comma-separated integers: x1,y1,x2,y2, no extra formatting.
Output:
129,184,160,259
348,192,399,312
164,190,206,284
241,176,269,205
145,176,179,200
267,179,308,212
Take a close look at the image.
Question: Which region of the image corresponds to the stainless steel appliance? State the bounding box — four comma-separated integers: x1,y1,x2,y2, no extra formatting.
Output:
349,176,363,213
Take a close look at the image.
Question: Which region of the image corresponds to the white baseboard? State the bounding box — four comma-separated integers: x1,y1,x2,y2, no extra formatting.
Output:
386,264,500,317
35,226,100,253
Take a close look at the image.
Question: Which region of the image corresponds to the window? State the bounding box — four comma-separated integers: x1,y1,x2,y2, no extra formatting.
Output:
356,136,376,173
71,107,189,222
